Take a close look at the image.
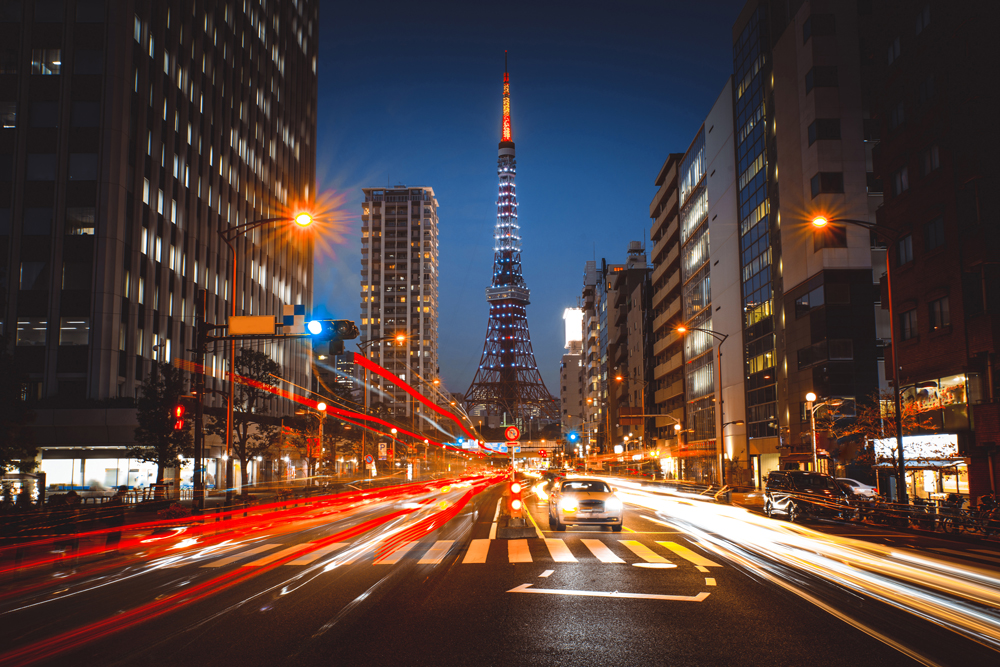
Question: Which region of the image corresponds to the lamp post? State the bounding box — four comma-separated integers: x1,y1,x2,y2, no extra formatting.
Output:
804,393,843,475
295,401,327,482
722,419,747,485
676,325,729,487
811,216,907,503
218,211,313,504
356,333,407,474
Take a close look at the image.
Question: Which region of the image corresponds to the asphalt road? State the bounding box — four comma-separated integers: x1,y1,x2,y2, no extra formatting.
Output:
1,474,998,667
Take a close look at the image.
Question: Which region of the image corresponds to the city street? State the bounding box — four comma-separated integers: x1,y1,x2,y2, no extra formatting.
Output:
2,476,998,666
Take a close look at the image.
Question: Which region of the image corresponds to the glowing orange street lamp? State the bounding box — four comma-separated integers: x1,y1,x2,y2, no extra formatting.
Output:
811,216,829,228
294,211,314,227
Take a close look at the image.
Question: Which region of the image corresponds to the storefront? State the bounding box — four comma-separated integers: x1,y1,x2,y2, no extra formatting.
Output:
874,433,968,501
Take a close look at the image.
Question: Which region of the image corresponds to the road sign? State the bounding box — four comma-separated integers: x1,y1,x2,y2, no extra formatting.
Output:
364,454,374,464
505,442,521,452
378,442,387,460
504,426,520,441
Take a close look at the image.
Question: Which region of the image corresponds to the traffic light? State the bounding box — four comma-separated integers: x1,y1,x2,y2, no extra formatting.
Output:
508,480,523,519
306,319,359,341
173,404,186,430
567,432,580,444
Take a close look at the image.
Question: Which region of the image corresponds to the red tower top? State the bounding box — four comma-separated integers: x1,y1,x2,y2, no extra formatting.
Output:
501,51,512,144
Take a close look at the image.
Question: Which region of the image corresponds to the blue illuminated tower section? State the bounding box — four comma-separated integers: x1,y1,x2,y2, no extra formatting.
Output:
465,58,557,421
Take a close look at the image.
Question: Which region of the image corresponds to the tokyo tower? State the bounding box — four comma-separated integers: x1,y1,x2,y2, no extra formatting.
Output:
465,55,558,422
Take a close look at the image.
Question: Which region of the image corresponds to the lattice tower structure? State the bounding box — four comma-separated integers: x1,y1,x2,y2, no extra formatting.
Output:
465,59,557,421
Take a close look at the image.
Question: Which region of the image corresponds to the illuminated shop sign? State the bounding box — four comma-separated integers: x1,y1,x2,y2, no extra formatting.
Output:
874,433,959,462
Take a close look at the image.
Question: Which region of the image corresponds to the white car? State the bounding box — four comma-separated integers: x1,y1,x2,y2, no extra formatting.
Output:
548,477,623,532
836,478,878,498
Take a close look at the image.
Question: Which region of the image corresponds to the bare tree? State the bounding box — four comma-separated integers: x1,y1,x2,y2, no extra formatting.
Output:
208,349,281,489
131,361,191,486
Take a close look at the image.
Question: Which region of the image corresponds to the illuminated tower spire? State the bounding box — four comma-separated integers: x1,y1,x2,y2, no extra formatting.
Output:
466,57,557,423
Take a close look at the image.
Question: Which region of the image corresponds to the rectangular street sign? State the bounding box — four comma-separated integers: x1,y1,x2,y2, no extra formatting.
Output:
506,442,521,452
378,442,387,461
229,315,277,335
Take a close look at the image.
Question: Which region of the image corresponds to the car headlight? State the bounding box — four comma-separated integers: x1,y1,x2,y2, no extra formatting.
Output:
606,497,623,511
560,500,578,513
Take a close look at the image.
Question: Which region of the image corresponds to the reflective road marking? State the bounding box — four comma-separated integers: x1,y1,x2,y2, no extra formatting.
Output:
544,539,577,562
507,583,710,602
621,540,671,563
243,543,310,566
418,540,454,565
539,569,554,578
657,541,721,567
374,542,416,565
508,539,532,563
581,539,626,563
287,543,347,565
201,544,280,568
463,539,491,564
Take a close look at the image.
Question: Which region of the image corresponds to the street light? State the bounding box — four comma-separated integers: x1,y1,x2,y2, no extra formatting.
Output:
676,325,730,486
356,333,408,471
218,211,316,505
810,215,907,503
295,401,327,481
805,392,843,474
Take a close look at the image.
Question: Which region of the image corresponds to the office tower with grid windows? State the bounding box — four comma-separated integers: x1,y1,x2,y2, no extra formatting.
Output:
359,185,440,418
1,1,317,485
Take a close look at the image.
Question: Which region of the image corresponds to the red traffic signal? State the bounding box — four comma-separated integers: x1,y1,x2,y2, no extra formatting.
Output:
508,480,523,519
539,449,547,458
173,404,185,430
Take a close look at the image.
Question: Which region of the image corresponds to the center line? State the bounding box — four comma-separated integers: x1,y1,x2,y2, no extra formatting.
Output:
539,569,554,578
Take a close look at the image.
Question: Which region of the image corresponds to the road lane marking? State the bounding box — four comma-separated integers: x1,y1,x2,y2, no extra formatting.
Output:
933,548,1000,565
287,543,348,565
489,499,502,539
621,540,672,564
374,541,416,565
509,539,532,563
243,543,310,566
524,506,546,539
973,549,1000,557
539,569,554,578
705,577,716,586
201,544,280,568
544,539,577,562
657,541,722,567
581,539,626,563
463,538,491,563
507,583,709,602
418,540,454,564
623,526,636,533
696,566,709,573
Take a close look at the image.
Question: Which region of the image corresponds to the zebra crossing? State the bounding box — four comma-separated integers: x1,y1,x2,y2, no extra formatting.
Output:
163,536,723,571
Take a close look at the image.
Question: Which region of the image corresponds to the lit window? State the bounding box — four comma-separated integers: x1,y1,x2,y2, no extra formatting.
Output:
59,317,90,345
929,297,950,331
30,49,61,75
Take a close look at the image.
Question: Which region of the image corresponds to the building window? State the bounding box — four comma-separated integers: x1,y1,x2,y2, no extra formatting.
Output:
807,118,840,145
62,262,91,289
0,101,15,128
918,75,935,105
810,172,844,198
59,317,90,345
0,48,17,74
26,154,56,180
22,208,53,235
68,153,98,180
929,297,950,331
76,0,104,23
74,49,103,75
915,4,931,35
813,222,847,250
66,207,96,235
71,102,100,127
900,309,918,340
16,318,48,346
889,101,905,131
892,167,909,196
829,339,854,360
923,217,945,252
802,14,835,43
897,234,913,264
921,145,940,175
887,36,900,65
805,66,838,93
30,49,61,75
30,102,58,127
20,262,49,290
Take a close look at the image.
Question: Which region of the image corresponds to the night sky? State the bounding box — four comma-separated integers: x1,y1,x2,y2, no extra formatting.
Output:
314,0,746,396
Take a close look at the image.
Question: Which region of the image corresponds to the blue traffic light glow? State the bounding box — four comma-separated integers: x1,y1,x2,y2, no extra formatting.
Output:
307,320,323,335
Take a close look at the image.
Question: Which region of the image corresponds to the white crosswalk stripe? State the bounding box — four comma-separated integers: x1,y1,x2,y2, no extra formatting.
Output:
184,536,724,570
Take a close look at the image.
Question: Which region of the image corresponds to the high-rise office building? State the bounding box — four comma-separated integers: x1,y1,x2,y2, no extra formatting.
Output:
730,0,883,479
2,1,317,486
559,307,584,441
359,185,440,418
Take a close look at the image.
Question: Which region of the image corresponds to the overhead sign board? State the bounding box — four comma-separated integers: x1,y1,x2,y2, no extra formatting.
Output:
229,315,277,335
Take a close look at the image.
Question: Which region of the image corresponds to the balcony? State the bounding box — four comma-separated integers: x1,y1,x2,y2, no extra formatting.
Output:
653,351,682,379
650,189,678,241
651,226,679,267
652,299,680,333
654,378,683,404
655,408,684,428
651,269,680,309
652,329,681,357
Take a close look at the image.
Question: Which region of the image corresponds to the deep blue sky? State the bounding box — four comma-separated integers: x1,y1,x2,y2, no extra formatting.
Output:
314,0,746,395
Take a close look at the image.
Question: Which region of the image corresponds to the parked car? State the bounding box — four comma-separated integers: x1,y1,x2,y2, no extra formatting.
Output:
764,470,850,522
548,477,623,532
836,478,878,498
